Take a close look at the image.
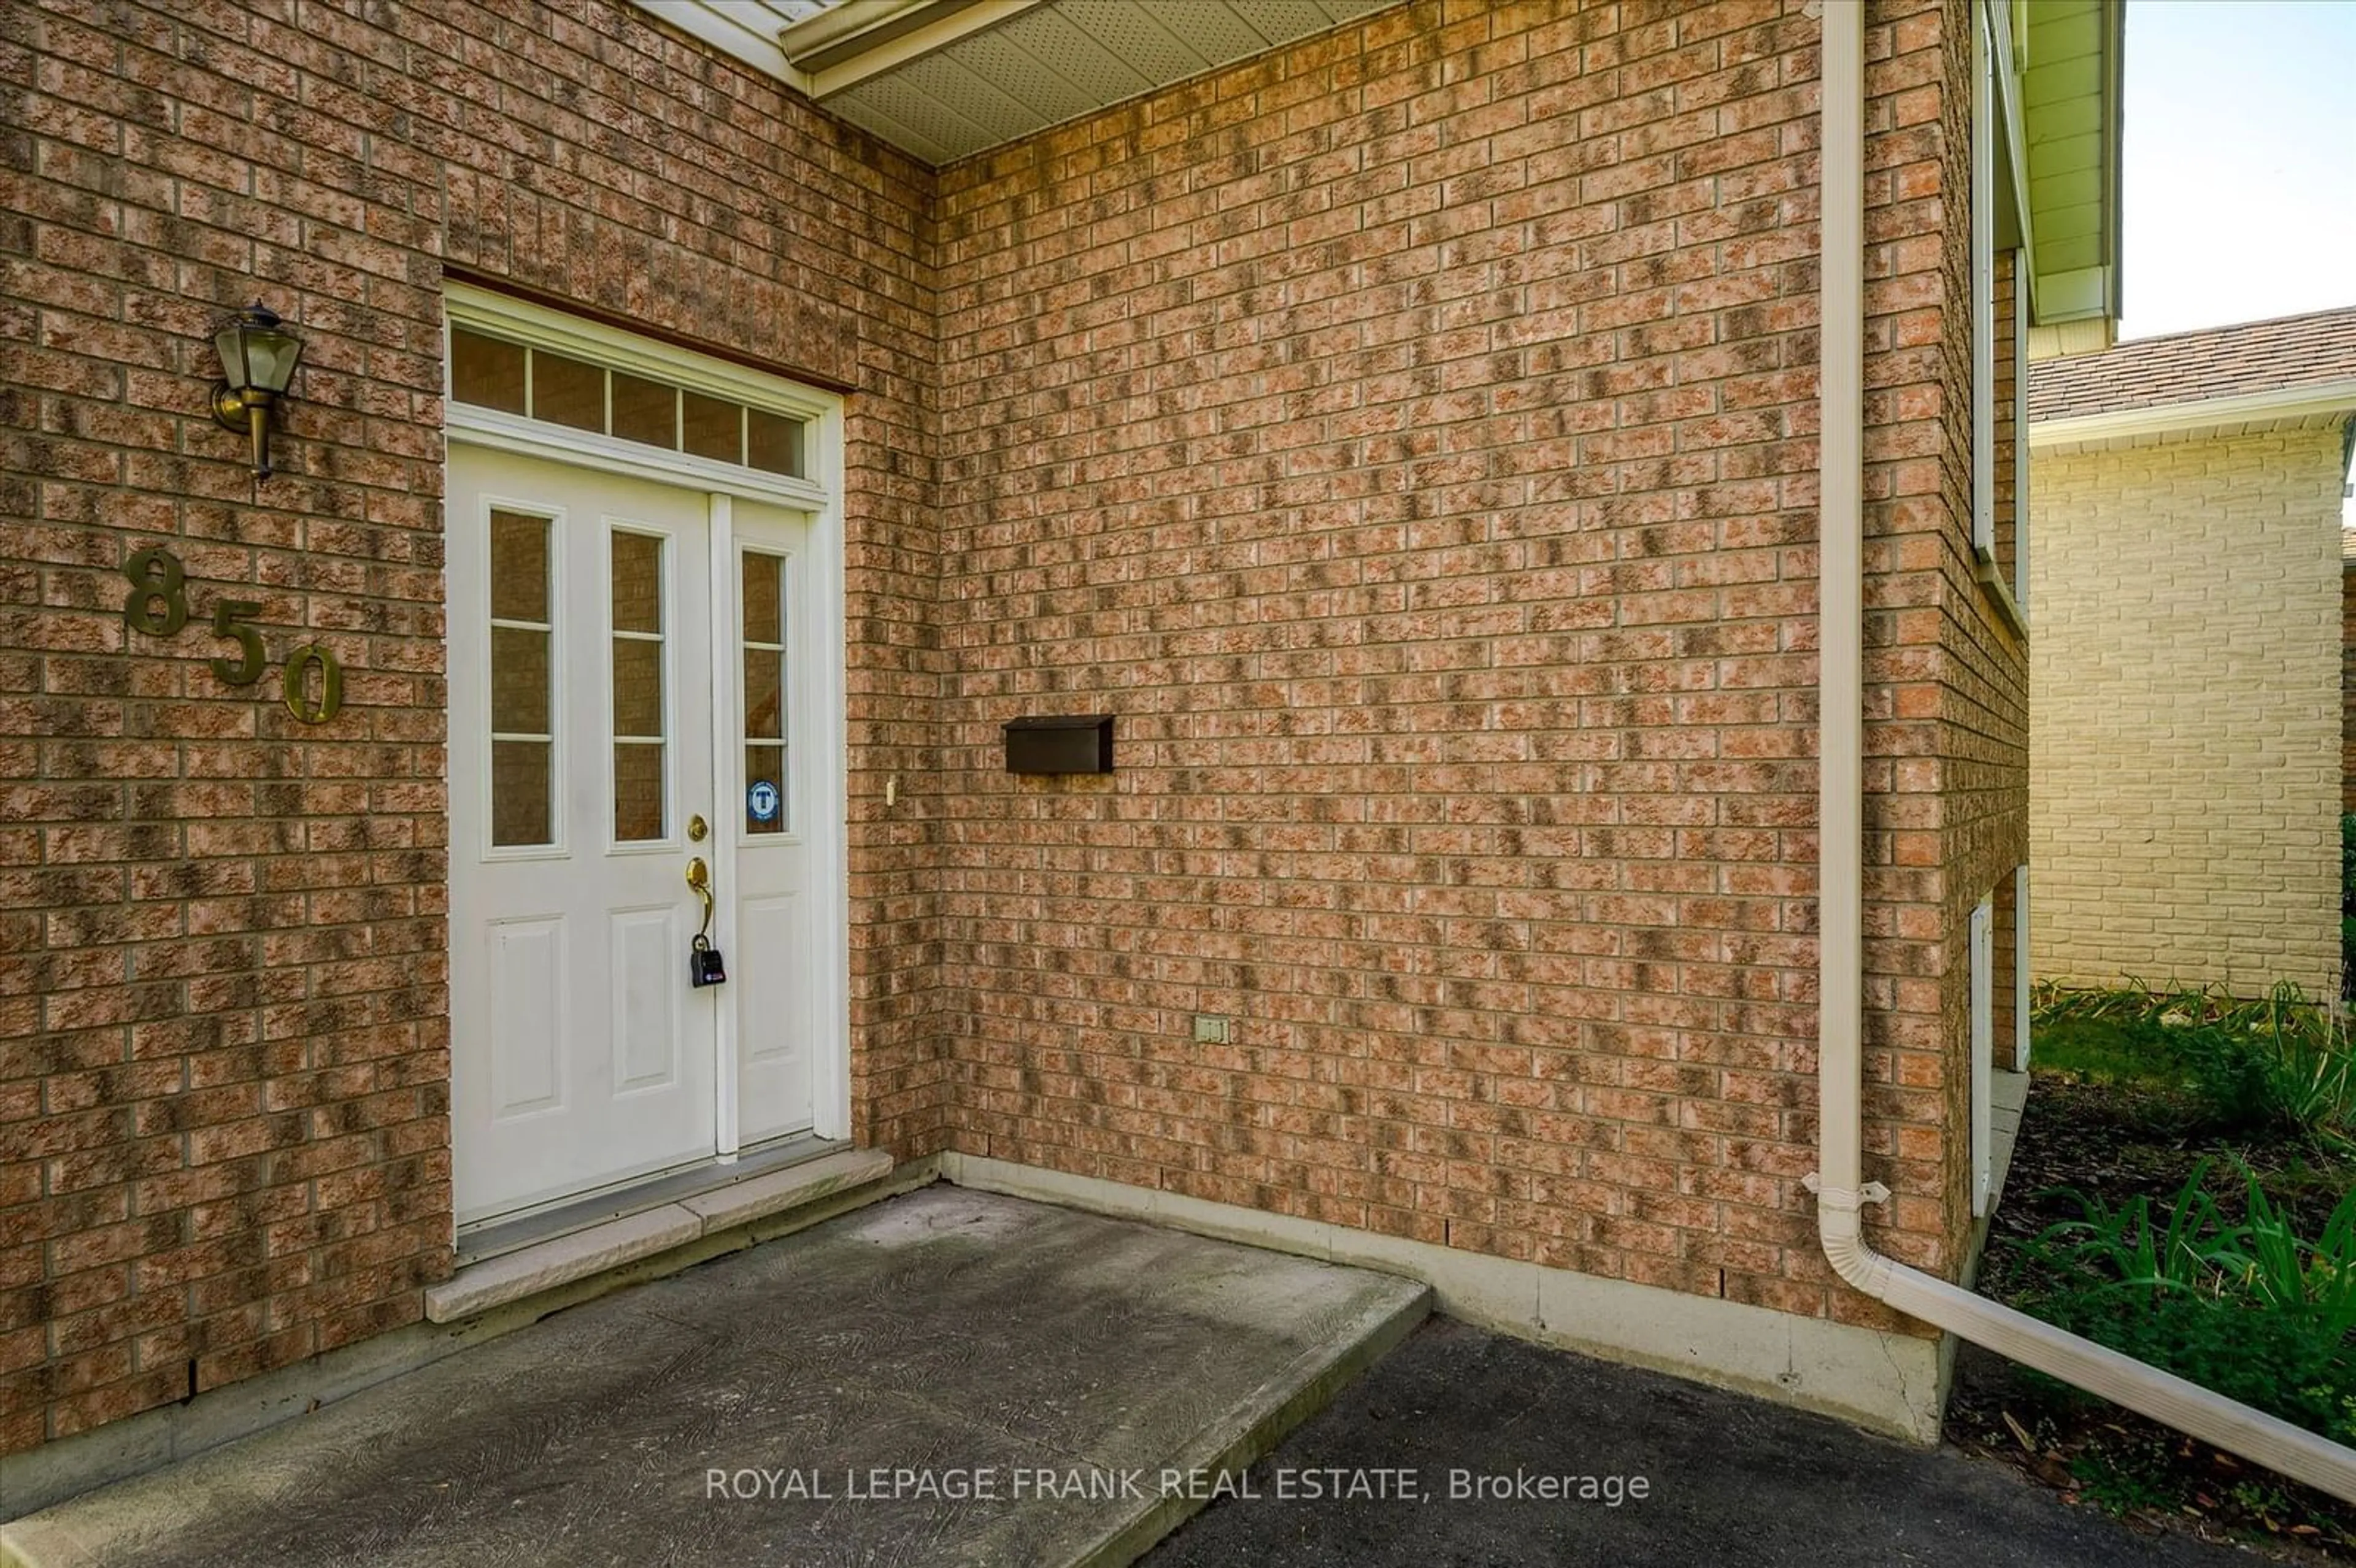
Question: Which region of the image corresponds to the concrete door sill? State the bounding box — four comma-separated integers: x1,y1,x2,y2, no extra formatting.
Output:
425,1147,894,1323
456,1135,847,1266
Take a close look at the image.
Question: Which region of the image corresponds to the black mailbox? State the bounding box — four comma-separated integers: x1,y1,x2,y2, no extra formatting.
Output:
1004,713,1114,775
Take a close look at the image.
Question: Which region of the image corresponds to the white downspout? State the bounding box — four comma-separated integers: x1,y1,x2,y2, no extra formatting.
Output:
1809,1,2356,1504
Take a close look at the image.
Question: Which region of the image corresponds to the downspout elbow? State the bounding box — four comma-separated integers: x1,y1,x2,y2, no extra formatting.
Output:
1804,1174,1892,1297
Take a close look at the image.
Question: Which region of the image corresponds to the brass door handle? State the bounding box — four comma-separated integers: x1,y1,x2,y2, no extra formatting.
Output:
686,856,713,938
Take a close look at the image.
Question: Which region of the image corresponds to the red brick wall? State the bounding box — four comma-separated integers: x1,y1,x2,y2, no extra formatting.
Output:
2,0,2015,1460
933,0,1996,1332
1989,248,2021,1066
1852,0,2025,1275
1,0,944,1454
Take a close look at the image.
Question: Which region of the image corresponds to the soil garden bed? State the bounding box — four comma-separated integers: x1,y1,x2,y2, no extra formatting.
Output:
1947,991,2356,1560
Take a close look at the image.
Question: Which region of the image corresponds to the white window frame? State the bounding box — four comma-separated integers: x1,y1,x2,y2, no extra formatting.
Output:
444,285,834,514
479,496,568,863
735,544,798,842
602,520,680,856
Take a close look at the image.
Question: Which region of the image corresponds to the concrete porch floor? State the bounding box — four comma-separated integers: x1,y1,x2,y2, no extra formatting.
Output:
0,1187,1430,1568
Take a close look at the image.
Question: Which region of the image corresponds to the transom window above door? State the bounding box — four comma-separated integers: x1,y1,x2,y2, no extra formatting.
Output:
450,326,807,480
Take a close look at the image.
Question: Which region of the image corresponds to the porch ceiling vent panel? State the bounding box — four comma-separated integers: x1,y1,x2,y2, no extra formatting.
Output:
641,0,1399,166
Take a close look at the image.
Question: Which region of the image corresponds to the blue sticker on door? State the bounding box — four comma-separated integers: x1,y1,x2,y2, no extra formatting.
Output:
748,780,781,824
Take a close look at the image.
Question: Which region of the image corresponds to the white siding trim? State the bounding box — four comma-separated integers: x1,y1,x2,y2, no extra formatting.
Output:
1971,4,1996,561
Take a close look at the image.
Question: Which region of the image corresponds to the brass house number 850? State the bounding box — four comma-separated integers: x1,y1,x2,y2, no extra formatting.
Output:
122,546,343,723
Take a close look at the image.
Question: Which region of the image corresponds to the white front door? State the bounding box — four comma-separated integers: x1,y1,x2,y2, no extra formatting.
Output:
447,448,822,1226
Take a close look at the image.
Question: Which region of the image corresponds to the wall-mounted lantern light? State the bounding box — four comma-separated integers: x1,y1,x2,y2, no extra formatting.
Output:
209,301,304,482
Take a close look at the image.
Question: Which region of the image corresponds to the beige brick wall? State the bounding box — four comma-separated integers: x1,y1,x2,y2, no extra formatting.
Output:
2029,428,2346,997
2343,558,2356,812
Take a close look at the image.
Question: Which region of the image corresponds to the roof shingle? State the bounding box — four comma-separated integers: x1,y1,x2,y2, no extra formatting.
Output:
2027,304,2356,423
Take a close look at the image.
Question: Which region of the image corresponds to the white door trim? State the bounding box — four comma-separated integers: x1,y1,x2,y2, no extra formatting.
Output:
709,491,742,1156
807,398,850,1143
446,408,829,512
443,288,852,1156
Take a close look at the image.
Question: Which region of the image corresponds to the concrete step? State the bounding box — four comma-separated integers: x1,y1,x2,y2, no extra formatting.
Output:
2,1186,1431,1568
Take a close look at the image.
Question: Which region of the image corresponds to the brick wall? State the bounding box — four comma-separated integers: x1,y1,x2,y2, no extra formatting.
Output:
933,0,1995,1333
1988,249,2022,1064
1,0,945,1455
2029,428,2344,997
2,0,2014,1460
1885,0,2025,1270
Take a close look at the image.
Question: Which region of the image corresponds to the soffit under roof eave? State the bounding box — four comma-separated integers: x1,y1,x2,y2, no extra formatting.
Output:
753,0,1401,168
2019,0,2124,331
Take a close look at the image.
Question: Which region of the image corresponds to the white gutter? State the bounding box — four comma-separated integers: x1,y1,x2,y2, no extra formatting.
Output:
776,0,1039,98
2028,375,2356,449
1810,1,2356,1505
1985,0,2035,310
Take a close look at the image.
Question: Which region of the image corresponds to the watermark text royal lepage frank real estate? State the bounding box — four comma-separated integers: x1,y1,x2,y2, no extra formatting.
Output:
704,1466,1651,1507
